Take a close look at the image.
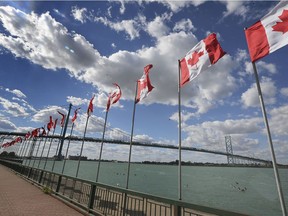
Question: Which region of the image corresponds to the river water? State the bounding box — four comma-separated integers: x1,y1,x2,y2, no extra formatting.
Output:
24,159,288,216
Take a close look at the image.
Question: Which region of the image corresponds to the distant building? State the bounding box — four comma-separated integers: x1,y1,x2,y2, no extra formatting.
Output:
68,155,87,160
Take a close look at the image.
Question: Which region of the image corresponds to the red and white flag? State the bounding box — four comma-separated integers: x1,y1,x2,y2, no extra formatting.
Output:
106,83,121,111
31,128,39,138
245,1,288,62
41,127,46,136
54,118,58,129
47,116,54,131
57,111,66,127
87,95,95,116
25,131,31,139
136,64,154,103
180,33,226,86
72,108,80,123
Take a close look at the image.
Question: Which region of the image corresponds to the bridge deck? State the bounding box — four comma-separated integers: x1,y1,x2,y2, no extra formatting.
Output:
0,165,85,216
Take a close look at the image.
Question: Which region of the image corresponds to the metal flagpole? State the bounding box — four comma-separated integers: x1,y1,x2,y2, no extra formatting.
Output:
75,115,90,178
32,137,43,168
27,138,37,167
125,81,138,189
252,62,287,215
51,126,64,172
61,122,75,174
123,82,138,215
96,110,108,182
16,139,24,156
23,139,32,166
37,131,50,168
18,139,27,158
178,60,182,201
44,126,56,170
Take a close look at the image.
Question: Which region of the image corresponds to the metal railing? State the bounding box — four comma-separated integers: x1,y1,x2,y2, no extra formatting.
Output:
0,159,247,216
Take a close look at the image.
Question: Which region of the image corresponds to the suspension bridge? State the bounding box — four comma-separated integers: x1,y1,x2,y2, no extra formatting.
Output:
0,130,273,165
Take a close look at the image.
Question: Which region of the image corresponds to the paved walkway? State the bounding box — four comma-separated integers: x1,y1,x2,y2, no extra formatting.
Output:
0,165,86,216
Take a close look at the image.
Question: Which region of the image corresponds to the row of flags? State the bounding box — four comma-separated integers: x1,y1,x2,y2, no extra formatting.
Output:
3,2,287,214
4,1,287,150
1,136,22,148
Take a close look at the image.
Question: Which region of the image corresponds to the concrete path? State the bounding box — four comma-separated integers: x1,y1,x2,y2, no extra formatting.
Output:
0,165,85,216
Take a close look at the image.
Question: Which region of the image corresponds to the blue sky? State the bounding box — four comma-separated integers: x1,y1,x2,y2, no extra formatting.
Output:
0,1,288,163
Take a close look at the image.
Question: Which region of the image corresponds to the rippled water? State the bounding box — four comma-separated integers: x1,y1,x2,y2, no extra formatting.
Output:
24,159,288,216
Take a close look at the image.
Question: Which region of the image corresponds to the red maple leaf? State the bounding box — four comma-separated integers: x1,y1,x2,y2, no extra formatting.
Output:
187,51,204,67
272,9,288,34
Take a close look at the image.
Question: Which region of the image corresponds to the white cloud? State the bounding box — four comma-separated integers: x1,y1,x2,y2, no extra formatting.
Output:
53,9,66,18
5,88,26,98
173,19,195,32
67,96,89,106
241,77,277,108
146,13,172,39
269,105,288,136
31,105,67,123
181,117,263,156
95,16,142,40
0,6,237,116
0,118,17,131
0,97,29,117
71,6,91,23
280,88,288,97
220,1,249,18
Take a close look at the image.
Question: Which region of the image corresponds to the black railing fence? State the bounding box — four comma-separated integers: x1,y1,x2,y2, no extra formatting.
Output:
0,159,247,216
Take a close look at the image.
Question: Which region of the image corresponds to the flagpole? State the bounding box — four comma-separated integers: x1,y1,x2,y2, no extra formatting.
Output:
178,60,182,201
126,81,138,189
44,126,56,170
23,139,32,166
75,115,89,178
32,137,43,168
252,62,287,215
37,131,50,168
62,122,75,174
123,82,138,215
96,110,108,182
51,126,64,172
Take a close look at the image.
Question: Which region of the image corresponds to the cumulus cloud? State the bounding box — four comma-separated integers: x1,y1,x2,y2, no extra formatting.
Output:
0,6,102,77
280,88,288,97
94,16,143,40
0,118,17,131
173,19,195,33
146,12,172,39
269,105,288,136
0,6,237,116
71,6,91,23
31,105,67,123
241,77,277,108
5,88,26,98
0,97,29,117
181,117,263,156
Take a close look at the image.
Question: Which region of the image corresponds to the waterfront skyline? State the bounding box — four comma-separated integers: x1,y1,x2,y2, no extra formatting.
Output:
1,1,288,164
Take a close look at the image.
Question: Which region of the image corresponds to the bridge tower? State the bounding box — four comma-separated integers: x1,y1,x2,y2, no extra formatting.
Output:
225,135,234,164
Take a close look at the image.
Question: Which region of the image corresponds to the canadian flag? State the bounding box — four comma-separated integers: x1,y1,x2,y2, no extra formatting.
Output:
87,95,95,116
245,1,288,62
106,83,121,111
57,111,66,127
47,116,54,131
136,64,154,103
180,33,226,86
72,108,80,123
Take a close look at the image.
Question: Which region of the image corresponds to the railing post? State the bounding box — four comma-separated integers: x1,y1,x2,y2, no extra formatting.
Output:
38,170,44,184
88,184,96,210
56,175,62,193
28,167,33,178
172,204,181,216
